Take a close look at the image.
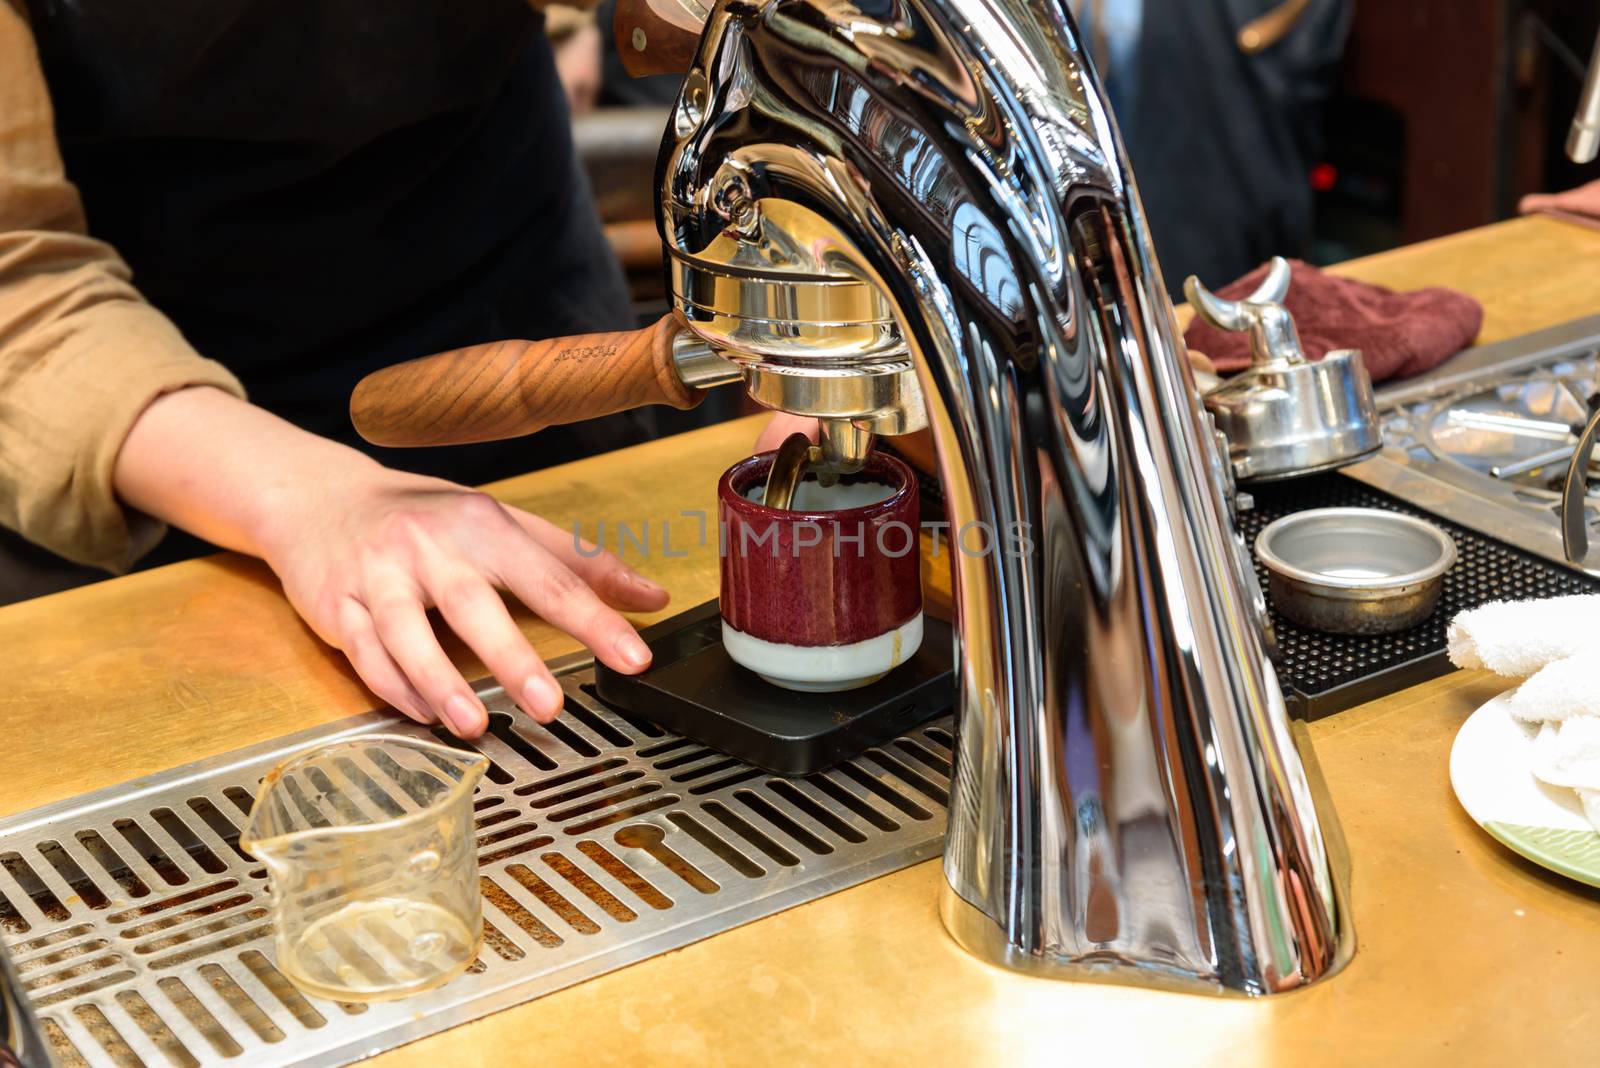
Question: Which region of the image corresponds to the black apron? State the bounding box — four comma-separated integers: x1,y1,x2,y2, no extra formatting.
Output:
1125,0,1351,293
9,0,645,588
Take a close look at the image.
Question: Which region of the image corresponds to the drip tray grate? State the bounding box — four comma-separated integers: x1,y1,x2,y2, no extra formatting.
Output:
0,657,951,1067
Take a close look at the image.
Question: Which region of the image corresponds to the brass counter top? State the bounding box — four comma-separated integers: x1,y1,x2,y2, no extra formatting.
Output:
4,216,1600,1065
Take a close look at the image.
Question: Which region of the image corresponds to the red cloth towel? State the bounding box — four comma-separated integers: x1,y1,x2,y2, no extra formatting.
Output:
1182,259,1483,382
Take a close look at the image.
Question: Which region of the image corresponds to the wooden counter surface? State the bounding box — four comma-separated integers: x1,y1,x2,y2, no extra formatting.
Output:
4,215,1600,1065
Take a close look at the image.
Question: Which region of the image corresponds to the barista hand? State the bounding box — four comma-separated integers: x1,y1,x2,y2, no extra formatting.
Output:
114,386,668,739
263,471,666,740
1520,178,1600,219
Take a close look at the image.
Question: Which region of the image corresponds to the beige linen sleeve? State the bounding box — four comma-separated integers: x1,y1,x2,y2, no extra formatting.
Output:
0,3,246,572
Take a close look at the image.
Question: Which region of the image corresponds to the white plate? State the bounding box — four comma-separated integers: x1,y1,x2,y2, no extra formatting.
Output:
1450,691,1600,887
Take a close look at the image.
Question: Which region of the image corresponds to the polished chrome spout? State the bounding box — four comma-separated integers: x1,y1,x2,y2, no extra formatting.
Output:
658,0,1351,994
1568,24,1600,163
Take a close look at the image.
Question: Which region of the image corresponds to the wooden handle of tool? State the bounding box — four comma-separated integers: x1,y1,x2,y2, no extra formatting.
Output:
350,314,700,447
613,0,703,77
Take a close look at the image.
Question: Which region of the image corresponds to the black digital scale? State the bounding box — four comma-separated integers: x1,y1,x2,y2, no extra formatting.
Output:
595,600,953,775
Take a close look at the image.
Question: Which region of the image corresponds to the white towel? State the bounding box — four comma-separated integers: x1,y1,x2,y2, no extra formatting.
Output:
1506,654,1600,722
1530,716,1600,832
1446,594,1600,677
1454,597,1600,834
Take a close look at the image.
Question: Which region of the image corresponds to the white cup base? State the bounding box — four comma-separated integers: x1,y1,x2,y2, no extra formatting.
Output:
721,613,924,693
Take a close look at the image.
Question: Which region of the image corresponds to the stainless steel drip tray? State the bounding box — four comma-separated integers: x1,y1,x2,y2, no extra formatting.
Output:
1347,313,1600,574
0,657,951,1068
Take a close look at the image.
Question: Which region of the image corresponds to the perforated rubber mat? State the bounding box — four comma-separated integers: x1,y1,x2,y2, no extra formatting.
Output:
1239,474,1600,719
885,440,1600,721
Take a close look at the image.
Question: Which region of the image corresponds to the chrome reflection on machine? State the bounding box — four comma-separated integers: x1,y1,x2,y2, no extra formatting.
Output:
654,0,1351,993
1,939,49,1068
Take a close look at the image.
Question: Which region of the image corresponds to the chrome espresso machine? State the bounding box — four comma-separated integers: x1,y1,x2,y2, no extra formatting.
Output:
353,0,1355,995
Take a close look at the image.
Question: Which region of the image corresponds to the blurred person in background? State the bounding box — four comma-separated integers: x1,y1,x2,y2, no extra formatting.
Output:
548,4,607,115
1076,0,1353,291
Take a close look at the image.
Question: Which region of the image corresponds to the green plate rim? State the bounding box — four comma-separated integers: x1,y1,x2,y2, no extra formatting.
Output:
1483,820,1600,889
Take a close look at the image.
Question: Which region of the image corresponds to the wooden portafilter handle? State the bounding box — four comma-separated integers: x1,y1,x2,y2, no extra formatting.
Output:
350,314,704,448
613,0,705,78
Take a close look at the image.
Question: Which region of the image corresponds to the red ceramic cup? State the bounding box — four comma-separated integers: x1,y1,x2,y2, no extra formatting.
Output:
718,451,923,691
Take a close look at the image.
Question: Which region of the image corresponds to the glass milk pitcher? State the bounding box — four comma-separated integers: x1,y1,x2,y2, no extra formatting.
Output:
240,734,487,1002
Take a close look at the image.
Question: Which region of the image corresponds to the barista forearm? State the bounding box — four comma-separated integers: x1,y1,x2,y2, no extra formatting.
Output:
112,385,379,563
111,384,663,739
1,6,248,569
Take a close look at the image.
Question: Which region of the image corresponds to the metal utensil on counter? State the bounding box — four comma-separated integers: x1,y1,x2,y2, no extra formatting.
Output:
240,735,488,1003
1450,409,1579,441
1255,508,1457,634
1447,382,1600,483
1491,445,1581,479
1187,257,1382,482
1562,406,1600,565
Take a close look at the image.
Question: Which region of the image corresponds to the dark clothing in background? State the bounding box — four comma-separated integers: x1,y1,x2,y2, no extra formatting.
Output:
8,0,643,591
23,0,641,483
1125,0,1352,292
